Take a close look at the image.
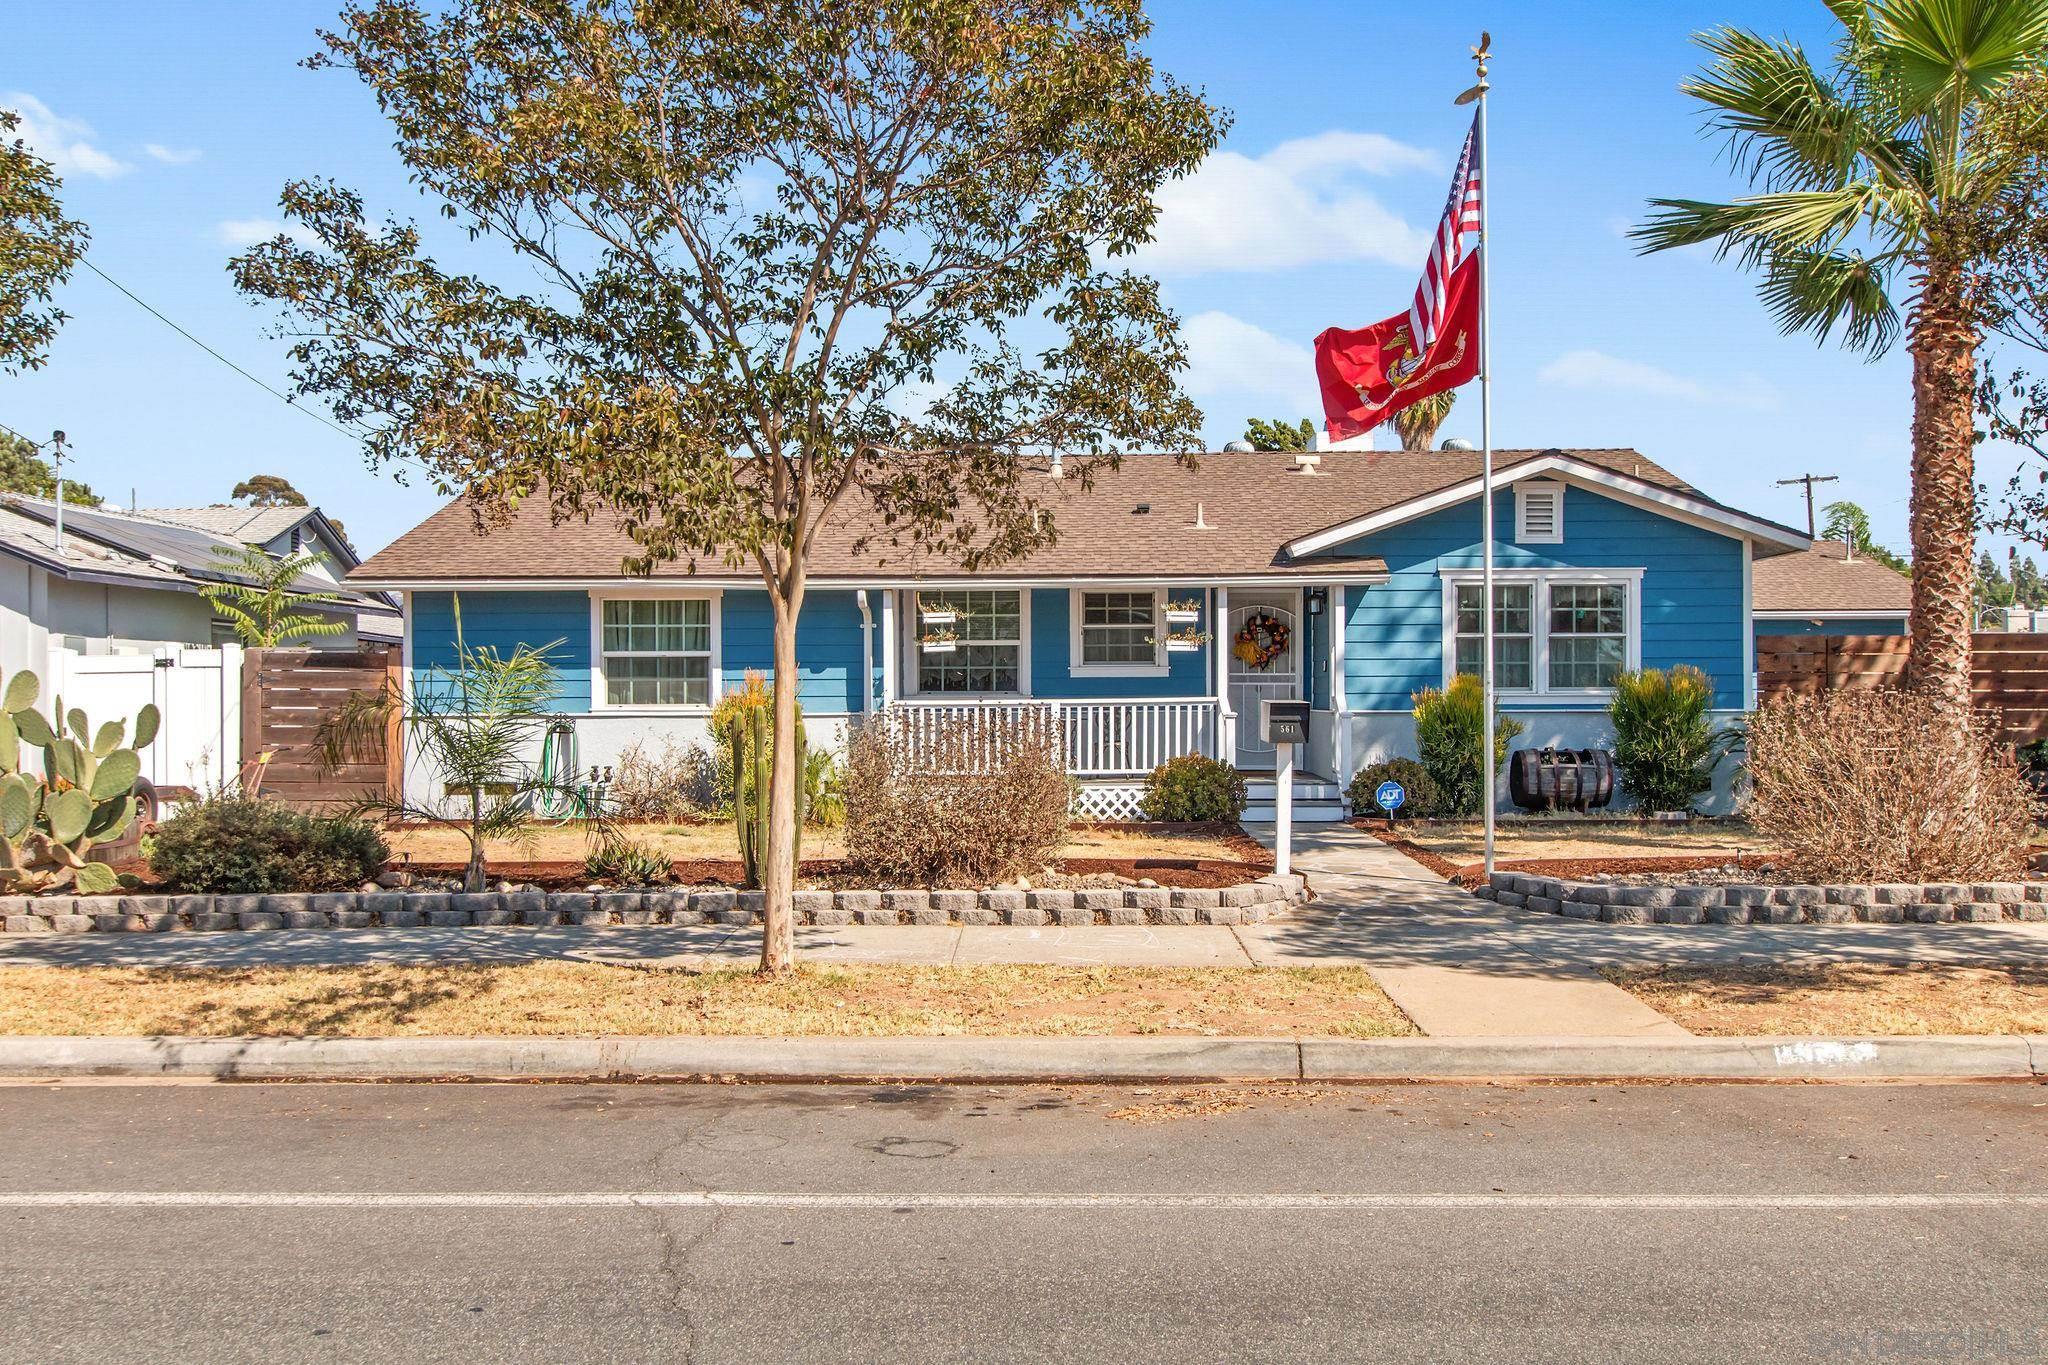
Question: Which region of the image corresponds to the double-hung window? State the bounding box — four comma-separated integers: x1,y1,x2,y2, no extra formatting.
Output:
600,597,713,707
916,589,1023,694
1073,589,1164,672
1447,572,1638,695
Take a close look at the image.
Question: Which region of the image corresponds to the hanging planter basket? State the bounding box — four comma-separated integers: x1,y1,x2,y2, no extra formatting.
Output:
918,608,957,626
920,638,958,654
1164,607,1201,625
1164,636,1202,653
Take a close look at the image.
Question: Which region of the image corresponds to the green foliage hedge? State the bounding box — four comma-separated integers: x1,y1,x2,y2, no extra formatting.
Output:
149,796,389,894
1139,753,1247,822
1608,665,1723,813
1412,674,1524,817
1346,758,1440,819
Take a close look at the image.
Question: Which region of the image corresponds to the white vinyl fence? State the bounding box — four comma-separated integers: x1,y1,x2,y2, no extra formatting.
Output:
43,645,243,802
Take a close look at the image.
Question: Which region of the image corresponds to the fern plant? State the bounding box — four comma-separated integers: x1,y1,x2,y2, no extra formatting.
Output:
200,546,351,646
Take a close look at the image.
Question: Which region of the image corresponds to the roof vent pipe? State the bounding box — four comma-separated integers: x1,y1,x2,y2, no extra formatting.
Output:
1048,451,1063,477
1193,502,1211,530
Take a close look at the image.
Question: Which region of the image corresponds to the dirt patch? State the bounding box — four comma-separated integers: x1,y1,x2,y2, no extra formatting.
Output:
391,854,1272,891
1356,825,1781,890
0,963,1418,1039
1606,963,2048,1036
1355,815,1769,867
1106,1085,1330,1124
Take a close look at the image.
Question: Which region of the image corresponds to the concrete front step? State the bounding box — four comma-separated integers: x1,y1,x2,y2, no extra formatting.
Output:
1244,779,1341,802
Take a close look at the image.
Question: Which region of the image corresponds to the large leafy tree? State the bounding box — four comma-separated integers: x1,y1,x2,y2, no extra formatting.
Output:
0,107,88,375
232,0,1223,973
232,474,310,507
1241,417,1313,451
1635,0,2048,715
1820,498,1912,572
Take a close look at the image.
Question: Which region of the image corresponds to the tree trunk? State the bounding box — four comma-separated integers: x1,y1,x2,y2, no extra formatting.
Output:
1905,258,1979,716
759,579,804,974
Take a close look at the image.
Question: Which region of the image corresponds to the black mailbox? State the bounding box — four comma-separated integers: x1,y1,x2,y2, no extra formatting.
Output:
1261,698,1311,746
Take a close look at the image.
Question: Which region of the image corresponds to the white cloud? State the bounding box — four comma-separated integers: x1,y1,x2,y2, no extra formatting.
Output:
144,143,202,165
3,92,128,179
216,217,285,248
1131,129,1434,276
1538,348,1777,411
1181,311,1319,410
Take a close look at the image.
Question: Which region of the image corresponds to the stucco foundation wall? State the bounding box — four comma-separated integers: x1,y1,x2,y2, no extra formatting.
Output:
1347,708,1746,815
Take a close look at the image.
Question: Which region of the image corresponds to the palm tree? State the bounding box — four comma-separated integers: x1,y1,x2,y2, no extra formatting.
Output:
200,546,351,646
1392,392,1455,451
1635,0,2048,714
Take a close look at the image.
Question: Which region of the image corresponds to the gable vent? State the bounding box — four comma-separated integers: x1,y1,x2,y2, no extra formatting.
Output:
1515,481,1564,544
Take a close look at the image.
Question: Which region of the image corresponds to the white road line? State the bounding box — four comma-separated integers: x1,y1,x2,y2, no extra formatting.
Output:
0,1191,2043,1211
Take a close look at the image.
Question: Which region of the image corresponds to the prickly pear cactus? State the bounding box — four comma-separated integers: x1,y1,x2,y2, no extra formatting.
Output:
0,668,157,896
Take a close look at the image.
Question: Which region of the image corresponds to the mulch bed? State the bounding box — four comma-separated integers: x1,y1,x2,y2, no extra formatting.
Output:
392,855,1274,892
1355,825,1776,890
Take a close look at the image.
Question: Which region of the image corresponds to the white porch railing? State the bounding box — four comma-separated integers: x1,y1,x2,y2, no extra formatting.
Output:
881,698,1221,777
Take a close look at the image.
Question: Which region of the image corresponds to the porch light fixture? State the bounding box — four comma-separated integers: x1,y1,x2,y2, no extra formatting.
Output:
1306,587,1328,616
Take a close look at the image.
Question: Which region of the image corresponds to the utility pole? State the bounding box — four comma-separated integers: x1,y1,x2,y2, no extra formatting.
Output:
1774,472,1838,537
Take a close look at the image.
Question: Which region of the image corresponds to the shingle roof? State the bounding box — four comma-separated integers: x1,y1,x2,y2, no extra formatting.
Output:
352,447,1766,585
0,503,194,588
1752,539,1912,615
136,505,313,542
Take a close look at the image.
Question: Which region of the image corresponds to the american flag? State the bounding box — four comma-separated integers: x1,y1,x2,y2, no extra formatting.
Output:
1407,112,1483,355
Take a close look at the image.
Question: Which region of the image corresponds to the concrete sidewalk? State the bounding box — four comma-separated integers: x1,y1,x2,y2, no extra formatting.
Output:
7,823,2048,1041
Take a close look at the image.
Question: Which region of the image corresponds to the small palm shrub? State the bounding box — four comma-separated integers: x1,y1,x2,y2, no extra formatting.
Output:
1745,690,2037,882
1412,674,1524,817
1608,665,1724,813
583,835,676,885
843,711,1068,886
1139,753,1247,822
1347,758,1440,820
150,796,389,893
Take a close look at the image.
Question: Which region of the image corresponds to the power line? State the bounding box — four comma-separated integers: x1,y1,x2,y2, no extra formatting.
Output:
78,258,370,446
1774,472,1840,538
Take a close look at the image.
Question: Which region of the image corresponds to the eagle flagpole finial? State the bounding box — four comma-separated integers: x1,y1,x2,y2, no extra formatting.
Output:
1472,32,1491,87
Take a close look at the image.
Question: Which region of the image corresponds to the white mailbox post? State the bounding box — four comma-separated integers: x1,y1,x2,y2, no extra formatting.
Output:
1260,698,1312,877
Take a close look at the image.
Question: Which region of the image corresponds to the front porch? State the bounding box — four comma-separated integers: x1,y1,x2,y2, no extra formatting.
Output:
880,697,1347,820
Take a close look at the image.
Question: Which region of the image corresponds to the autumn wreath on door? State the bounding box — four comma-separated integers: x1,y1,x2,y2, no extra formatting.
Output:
1232,612,1291,670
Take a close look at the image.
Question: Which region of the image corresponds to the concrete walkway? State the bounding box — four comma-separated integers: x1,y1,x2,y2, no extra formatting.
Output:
7,823,2048,1040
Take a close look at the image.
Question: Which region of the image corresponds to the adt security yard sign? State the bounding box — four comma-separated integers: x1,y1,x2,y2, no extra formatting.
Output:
1374,780,1406,815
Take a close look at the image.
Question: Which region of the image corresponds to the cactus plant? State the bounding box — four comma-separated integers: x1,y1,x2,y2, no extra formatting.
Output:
728,701,806,890
0,668,157,895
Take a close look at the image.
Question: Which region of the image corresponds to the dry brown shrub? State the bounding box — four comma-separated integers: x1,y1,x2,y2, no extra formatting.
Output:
843,709,1070,886
1744,690,2038,882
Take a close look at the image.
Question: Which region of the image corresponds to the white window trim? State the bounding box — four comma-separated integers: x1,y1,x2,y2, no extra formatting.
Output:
1068,586,1169,677
1515,480,1565,544
589,588,723,713
1438,568,1643,698
903,587,1033,698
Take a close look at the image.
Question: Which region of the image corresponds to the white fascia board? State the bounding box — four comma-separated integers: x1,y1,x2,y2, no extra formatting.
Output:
1283,455,1812,558
1753,608,1910,620
351,572,1392,592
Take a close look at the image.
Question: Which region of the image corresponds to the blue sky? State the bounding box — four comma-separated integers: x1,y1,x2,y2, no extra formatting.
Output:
2,1,2006,558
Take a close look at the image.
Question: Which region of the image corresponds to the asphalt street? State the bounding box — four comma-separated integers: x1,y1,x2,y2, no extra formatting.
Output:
2,1080,2045,1362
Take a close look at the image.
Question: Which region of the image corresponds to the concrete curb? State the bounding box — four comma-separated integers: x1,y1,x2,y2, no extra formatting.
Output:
0,1034,2039,1083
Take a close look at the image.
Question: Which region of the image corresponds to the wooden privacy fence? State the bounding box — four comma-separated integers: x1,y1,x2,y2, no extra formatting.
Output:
1756,632,2048,744
241,645,401,808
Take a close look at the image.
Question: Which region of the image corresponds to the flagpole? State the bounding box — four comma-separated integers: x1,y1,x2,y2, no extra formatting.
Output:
1465,36,1496,879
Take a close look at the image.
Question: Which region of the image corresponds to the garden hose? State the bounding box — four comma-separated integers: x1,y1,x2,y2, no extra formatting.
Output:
537,719,579,818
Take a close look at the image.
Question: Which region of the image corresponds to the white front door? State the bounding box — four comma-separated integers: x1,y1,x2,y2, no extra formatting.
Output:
1227,591,1301,768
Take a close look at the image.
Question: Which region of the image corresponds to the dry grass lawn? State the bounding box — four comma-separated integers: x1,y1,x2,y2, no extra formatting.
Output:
1392,817,1767,866
1606,964,2048,1036
383,821,1247,866
0,963,1415,1039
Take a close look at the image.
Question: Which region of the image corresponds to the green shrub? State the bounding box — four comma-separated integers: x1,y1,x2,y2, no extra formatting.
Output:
1139,753,1248,822
1608,665,1723,813
149,796,389,893
1347,758,1439,819
1412,674,1525,817
583,835,676,885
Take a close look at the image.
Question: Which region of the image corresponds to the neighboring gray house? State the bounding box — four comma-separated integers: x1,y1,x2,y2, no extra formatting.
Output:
131,502,400,643
0,495,396,682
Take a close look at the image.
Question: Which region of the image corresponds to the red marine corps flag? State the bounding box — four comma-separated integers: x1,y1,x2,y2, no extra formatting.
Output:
1315,110,1484,442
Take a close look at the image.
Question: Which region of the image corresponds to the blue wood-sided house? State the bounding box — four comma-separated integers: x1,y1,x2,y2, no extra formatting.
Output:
353,447,1814,818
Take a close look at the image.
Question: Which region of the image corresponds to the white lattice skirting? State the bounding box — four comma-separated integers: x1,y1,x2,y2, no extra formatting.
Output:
1072,782,1149,821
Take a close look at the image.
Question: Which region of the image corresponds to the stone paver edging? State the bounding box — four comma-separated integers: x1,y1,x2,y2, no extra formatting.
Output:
0,874,1308,935
0,1032,2038,1082
1478,872,2048,926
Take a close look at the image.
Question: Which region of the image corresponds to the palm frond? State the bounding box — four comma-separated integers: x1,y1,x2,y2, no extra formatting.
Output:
1758,245,1903,353
1635,184,1914,263
1869,0,2048,117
